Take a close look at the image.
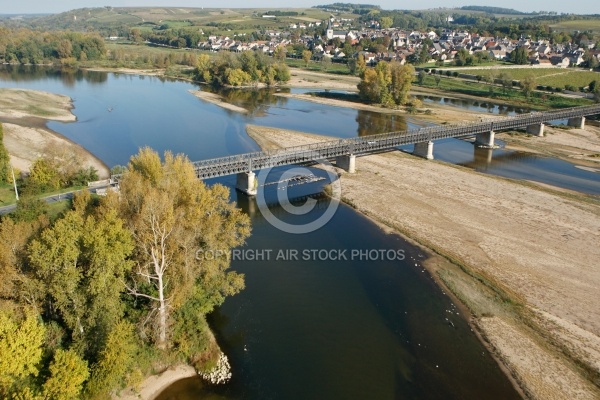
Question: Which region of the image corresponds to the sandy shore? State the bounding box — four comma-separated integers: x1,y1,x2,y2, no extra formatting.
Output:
188,89,250,114
0,88,109,179
114,364,197,400
0,88,76,122
245,124,600,400
499,124,600,167
285,69,359,91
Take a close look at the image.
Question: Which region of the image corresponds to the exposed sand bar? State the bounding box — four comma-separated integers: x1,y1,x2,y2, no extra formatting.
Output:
188,89,249,114
0,88,76,121
245,124,600,399
0,88,109,178
114,364,197,400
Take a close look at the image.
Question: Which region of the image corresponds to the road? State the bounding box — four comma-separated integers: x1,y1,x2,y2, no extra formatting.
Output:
0,184,115,216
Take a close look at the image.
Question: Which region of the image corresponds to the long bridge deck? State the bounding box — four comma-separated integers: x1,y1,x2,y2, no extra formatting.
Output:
190,104,600,179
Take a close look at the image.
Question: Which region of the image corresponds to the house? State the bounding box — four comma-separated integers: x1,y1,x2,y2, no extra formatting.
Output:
550,54,570,68
489,49,507,60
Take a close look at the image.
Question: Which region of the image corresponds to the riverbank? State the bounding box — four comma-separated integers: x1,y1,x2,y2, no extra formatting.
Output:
0,88,109,178
116,364,197,400
245,124,600,400
498,124,600,168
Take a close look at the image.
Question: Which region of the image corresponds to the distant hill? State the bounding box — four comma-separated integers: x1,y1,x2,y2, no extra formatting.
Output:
460,6,526,15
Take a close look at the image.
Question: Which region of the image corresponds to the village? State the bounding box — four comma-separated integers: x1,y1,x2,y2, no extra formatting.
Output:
196,16,599,69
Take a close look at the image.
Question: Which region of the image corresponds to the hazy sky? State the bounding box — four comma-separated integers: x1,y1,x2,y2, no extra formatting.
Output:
0,0,597,16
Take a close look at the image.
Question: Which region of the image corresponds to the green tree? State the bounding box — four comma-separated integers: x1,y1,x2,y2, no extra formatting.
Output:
380,16,393,29
196,53,212,83
417,70,426,85
520,76,537,98
28,192,134,355
119,148,250,349
225,68,251,86
498,72,513,94
28,157,60,191
510,46,529,64
43,349,89,400
85,320,137,398
0,123,9,183
239,51,259,81
0,311,46,395
389,62,414,105
273,63,290,83
302,50,312,67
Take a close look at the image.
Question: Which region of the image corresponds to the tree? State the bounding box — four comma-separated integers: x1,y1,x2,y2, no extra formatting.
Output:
417,70,426,85
0,123,9,183
119,148,250,349
498,72,512,94
510,46,529,64
225,68,251,86
196,53,212,82
273,63,290,83
389,62,414,105
357,61,414,107
357,68,381,103
0,311,46,395
85,320,137,398
273,46,286,62
380,16,393,29
28,192,134,355
321,56,332,71
520,76,537,98
302,50,312,67
43,349,89,400
356,53,366,75
28,158,60,191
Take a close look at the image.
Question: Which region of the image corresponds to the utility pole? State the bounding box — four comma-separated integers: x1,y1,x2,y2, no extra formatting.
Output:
11,164,18,201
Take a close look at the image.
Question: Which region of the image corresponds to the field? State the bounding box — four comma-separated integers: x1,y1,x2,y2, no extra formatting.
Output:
417,74,592,108
458,68,600,89
549,19,600,33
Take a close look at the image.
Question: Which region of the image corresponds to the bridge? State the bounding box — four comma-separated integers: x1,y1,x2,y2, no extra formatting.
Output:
188,104,600,195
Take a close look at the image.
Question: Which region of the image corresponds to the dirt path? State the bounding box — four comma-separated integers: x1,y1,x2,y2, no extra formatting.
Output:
245,124,600,400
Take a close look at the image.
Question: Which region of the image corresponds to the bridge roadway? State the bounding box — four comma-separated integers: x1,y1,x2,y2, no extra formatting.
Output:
191,104,600,180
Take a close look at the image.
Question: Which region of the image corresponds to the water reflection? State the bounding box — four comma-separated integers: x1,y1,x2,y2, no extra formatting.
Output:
416,95,532,115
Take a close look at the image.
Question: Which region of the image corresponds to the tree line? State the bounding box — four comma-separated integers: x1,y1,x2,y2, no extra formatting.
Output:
0,28,107,64
0,148,250,399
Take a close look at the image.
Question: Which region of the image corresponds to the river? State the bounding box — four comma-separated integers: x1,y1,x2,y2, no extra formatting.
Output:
1,65,592,399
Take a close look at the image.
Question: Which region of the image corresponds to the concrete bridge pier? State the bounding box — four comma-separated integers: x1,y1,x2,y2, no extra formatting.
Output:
475,131,495,148
526,123,545,137
336,154,356,173
567,116,585,129
412,141,434,160
236,171,257,196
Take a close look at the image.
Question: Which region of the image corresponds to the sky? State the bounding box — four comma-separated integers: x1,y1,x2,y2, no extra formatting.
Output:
0,0,597,16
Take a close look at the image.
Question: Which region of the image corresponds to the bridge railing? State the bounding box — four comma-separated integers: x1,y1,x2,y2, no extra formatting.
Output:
153,104,600,179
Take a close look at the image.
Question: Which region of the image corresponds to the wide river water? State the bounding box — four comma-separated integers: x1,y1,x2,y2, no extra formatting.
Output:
1,65,596,399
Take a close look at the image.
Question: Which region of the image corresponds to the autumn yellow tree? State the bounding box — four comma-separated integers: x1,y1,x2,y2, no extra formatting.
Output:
119,148,251,350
